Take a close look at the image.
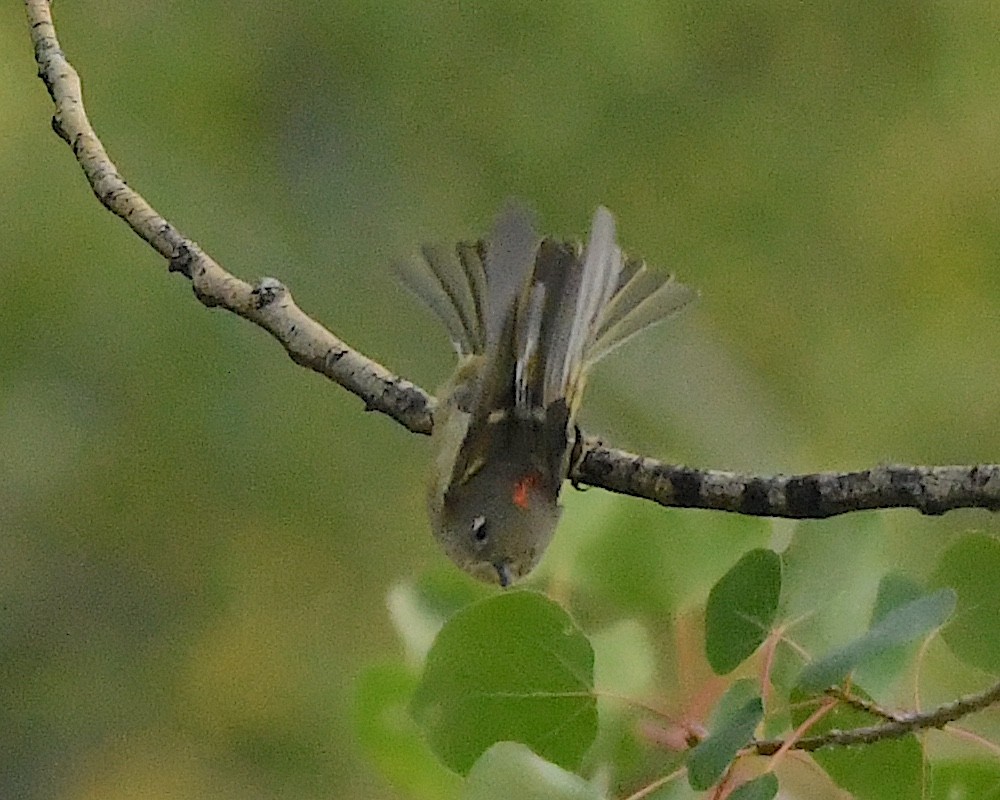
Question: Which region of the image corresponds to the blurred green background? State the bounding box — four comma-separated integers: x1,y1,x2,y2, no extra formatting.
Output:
4,2,1000,798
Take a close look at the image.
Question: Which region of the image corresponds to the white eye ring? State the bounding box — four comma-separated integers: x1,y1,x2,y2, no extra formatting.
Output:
471,515,488,542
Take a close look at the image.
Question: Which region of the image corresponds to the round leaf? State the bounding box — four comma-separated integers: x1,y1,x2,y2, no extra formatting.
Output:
930,532,1000,673
705,548,782,674
411,591,597,775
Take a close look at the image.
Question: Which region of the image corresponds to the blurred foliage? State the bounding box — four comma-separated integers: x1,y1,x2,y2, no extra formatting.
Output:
4,1,1000,798
931,532,1000,673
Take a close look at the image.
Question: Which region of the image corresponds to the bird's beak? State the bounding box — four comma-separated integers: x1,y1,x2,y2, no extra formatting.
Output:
494,562,513,588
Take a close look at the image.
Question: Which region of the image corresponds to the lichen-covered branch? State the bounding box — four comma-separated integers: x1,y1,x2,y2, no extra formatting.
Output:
578,444,1000,517
24,0,1000,520
753,679,1000,755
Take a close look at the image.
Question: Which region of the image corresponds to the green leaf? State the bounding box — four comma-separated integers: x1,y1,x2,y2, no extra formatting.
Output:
728,773,779,800
930,759,1000,800
411,591,598,775
789,687,922,800
930,532,1000,673
461,742,603,800
687,692,763,791
705,548,782,674
797,588,956,692
854,572,926,691
870,573,925,624
819,734,922,800
708,678,759,731
354,663,463,800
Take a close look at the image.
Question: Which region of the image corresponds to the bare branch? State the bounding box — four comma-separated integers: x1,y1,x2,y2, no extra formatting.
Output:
822,687,901,722
578,445,1000,517
25,0,1000,520
25,0,432,435
753,679,1000,755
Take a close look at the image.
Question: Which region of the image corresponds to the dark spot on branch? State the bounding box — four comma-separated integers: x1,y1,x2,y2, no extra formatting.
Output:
741,478,769,516
192,284,218,307
579,446,612,482
169,243,194,277
325,348,346,366
888,466,921,496
251,277,285,309
670,467,703,508
50,114,66,141
784,475,822,517
970,465,987,488
627,455,644,487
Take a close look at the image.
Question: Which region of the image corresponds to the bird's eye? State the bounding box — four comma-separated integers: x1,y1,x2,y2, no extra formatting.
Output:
471,515,489,542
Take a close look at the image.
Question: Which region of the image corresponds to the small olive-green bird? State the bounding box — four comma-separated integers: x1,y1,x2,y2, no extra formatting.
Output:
401,203,695,586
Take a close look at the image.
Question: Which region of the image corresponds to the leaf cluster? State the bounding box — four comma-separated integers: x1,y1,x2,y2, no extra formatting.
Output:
357,517,1000,799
